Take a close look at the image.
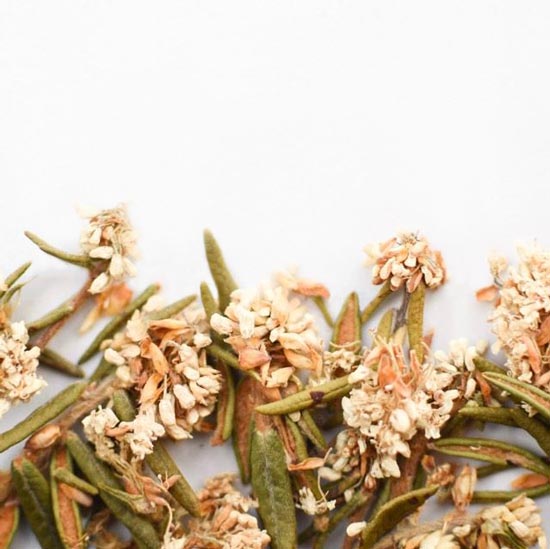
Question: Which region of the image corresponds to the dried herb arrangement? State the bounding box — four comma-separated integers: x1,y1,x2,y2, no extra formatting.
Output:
0,205,548,549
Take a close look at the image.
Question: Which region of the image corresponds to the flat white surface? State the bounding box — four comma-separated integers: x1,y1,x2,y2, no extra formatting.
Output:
1,1,550,546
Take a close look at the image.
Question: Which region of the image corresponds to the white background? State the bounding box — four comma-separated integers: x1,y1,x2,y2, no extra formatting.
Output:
1,1,550,546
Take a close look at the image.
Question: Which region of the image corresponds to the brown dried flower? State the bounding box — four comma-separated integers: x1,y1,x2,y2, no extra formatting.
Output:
365,231,446,292
79,205,138,294
211,280,323,387
104,303,221,440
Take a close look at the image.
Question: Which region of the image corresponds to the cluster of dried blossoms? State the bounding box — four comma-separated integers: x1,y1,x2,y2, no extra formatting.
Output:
339,340,477,479
210,274,325,388
365,231,446,292
1,214,549,549
0,319,44,418
169,474,270,549
80,205,138,295
382,495,546,549
103,301,222,440
480,244,550,391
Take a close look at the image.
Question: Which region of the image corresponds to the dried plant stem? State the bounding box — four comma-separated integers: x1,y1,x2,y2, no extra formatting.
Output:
34,276,94,350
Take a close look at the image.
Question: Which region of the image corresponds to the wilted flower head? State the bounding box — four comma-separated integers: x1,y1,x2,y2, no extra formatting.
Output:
365,232,446,292
80,205,138,294
396,495,546,549
295,486,336,516
342,341,470,478
104,302,221,440
82,405,165,463
176,474,270,549
486,244,550,392
211,279,323,388
0,320,45,418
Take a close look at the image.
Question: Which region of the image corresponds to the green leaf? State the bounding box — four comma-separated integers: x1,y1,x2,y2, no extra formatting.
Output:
432,437,550,476
407,281,425,361
24,231,91,267
203,230,237,311
256,375,352,415
251,427,297,549
0,382,87,453
12,459,61,549
483,372,550,420
361,281,392,324
361,485,437,547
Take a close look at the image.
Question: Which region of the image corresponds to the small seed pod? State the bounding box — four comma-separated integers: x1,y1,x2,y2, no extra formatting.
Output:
25,424,61,451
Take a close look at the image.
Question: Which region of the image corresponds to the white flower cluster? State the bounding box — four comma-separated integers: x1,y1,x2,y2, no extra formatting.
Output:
342,341,473,479
365,231,446,292
211,281,323,388
295,486,336,516
80,205,138,294
174,474,270,549
0,320,45,418
488,244,550,391
104,304,221,440
82,405,165,462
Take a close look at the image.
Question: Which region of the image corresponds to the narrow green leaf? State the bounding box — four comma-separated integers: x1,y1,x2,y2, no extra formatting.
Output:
432,437,550,476
297,411,327,451
457,406,516,427
66,432,161,549
256,376,352,415
472,484,550,503
407,281,425,361
0,381,87,453
510,408,550,456
473,356,505,374
361,485,437,548
78,283,160,364
0,262,31,299
24,231,91,267
52,468,98,495
27,302,74,333
39,348,84,378
376,309,394,340
251,427,297,549
203,230,237,311
147,294,196,321
89,357,114,382
483,372,550,420
12,459,61,549
200,282,219,320
361,281,392,324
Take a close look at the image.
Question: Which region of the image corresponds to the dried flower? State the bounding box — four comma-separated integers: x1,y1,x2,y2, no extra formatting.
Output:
0,320,45,418
211,280,323,387
104,304,221,440
487,244,550,391
398,495,546,549
295,486,336,516
365,232,446,292
342,342,465,478
174,474,270,549
79,205,138,294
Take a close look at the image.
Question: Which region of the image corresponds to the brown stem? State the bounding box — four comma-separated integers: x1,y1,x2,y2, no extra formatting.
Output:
34,273,95,349
390,434,428,498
